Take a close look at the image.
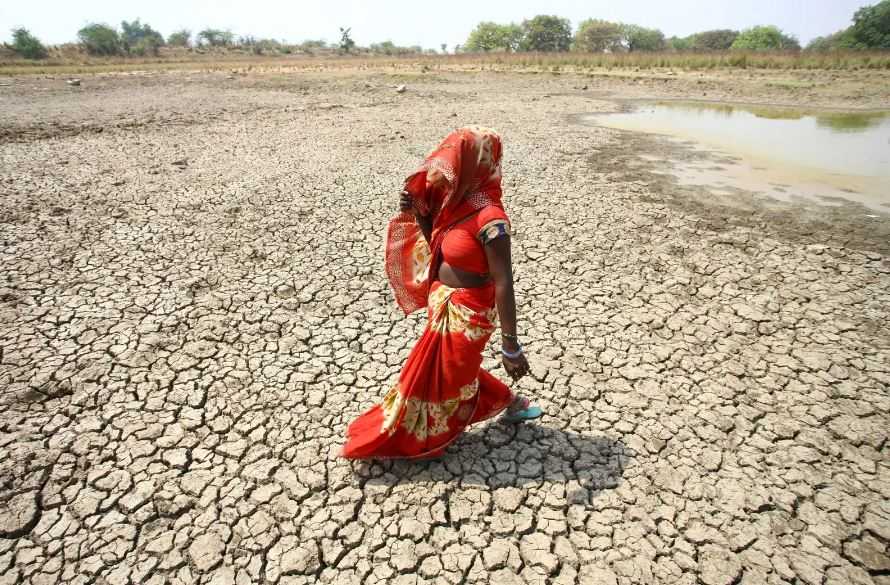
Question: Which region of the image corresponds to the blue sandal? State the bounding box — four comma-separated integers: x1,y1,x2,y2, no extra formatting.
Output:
502,397,543,423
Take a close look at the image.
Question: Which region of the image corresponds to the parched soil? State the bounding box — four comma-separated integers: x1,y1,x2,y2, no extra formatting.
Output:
0,68,888,585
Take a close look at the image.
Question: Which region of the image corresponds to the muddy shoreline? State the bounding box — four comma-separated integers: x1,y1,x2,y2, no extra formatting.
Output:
572,110,890,256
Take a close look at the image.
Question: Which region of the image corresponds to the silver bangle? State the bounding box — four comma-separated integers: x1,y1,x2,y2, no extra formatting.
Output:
501,345,523,359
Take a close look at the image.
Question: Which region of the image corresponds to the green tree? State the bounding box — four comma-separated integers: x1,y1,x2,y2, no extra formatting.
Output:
441,43,447,54
198,29,234,47
847,0,890,49
689,29,739,51
520,15,572,52
78,23,122,55
731,26,800,50
622,24,666,51
167,29,191,47
465,22,522,52
9,28,48,59
339,27,355,53
573,19,624,52
120,19,164,54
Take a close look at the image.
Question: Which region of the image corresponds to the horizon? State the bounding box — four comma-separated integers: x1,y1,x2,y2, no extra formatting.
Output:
1,0,877,49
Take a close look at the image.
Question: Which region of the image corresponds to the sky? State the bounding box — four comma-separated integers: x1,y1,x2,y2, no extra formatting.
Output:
1,0,876,49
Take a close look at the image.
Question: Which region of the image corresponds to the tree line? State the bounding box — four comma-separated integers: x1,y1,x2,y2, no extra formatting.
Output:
4,0,889,61
4,20,440,60
463,2,889,53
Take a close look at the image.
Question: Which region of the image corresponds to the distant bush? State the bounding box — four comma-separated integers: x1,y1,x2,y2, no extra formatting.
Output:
689,29,739,51
121,19,164,55
520,15,572,52
198,29,234,47
238,37,282,55
167,29,191,48
78,23,122,55
369,41,426,55
667,36,693,51
847,0,890,49
732,26,800,51
806,30,853,52
296,39,328,54
9,27,48,59
369,40,397,55
131,37,162,56
465,22,523,52
805,0,890,51
622,24,666,52
573,20,624,53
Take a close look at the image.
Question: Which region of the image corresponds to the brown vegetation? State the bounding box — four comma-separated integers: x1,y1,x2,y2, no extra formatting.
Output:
2,48,890,77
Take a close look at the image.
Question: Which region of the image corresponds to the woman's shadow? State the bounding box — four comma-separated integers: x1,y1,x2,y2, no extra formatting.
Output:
353,421,630,503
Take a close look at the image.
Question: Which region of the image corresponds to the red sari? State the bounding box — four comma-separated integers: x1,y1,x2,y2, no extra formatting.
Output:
341,127,514,460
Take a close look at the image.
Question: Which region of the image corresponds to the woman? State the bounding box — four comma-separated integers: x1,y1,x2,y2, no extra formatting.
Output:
341,127,540,460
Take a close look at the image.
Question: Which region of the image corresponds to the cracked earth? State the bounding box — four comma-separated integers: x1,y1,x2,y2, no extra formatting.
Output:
1,68,889,584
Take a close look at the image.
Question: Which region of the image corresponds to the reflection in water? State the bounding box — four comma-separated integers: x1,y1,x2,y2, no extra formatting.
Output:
590,101,890,213
815,112,890,132
653,101,890,131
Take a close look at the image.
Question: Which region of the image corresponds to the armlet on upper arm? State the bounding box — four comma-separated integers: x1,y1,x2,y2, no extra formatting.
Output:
478,220,510,245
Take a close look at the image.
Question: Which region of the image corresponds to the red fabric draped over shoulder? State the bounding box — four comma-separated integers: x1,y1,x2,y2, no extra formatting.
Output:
385,127,504,315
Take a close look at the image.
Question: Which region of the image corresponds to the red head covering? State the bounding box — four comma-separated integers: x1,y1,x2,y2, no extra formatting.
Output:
386,127,504,314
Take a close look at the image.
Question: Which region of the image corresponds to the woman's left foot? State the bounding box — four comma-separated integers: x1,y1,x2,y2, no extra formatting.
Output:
502,395,543,423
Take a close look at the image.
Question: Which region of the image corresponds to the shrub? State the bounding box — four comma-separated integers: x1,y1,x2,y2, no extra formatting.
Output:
121,19,164,54
465,22,523,52
297,39,327,54
520,15,572,52
573,20,623,53
732,26,800,51
78,23,122,55
243,38,282,55
848,0,890,49
806,31,851,52
167,29,192,48
689,29,739,51
131,36,162,56
10,28,48,59
622,24,666,52
198,29,234,47
667,36,693,51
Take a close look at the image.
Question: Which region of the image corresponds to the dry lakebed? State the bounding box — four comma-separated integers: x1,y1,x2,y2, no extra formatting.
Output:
0,67,889,585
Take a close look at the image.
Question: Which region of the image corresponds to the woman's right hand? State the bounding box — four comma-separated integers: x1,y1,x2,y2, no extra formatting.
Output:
399,190,413,213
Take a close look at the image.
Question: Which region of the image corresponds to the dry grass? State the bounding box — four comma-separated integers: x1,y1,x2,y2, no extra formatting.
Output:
460,50,890,71
2,48,889,76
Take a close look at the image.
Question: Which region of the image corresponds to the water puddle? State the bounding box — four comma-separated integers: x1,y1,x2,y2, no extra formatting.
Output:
588,102,890,214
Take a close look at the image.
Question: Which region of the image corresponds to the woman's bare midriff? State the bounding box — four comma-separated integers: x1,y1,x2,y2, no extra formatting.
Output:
439,262,491,288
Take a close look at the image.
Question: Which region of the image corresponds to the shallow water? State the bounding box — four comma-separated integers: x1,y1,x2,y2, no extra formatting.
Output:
589,102,890,213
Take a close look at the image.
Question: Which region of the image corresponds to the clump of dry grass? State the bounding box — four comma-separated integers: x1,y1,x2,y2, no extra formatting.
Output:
464,50,890,71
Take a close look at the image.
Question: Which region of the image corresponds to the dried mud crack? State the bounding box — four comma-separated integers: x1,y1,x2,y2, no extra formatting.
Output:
0,69,888,585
